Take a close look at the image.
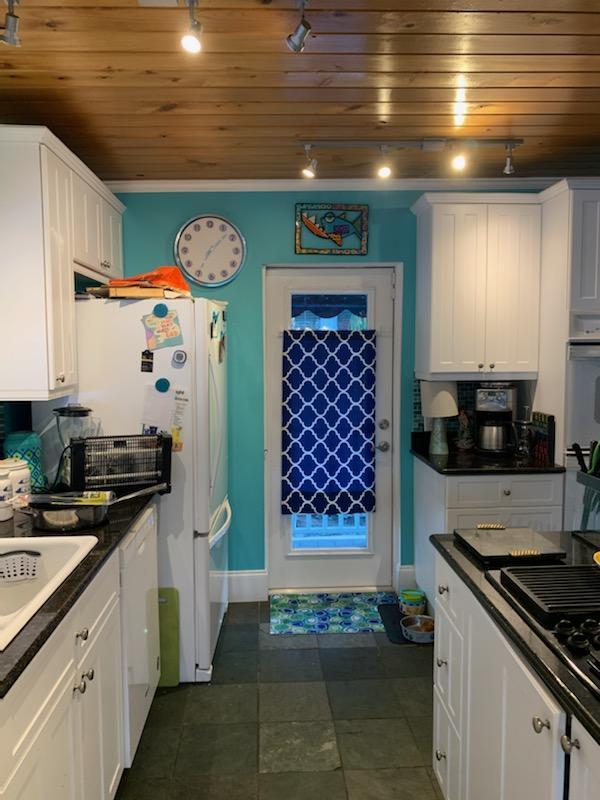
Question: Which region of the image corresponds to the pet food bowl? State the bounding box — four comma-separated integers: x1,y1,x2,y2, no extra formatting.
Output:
400,614,435,644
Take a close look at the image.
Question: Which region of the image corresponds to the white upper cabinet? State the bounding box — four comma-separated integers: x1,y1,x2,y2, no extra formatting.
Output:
412,194,542,379
0,126,124,400
570,190,600,312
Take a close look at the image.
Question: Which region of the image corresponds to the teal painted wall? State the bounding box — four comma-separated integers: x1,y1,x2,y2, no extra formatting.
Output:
119,189,421,572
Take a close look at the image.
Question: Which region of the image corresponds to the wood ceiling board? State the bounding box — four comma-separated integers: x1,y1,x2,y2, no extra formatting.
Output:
5,2,600,179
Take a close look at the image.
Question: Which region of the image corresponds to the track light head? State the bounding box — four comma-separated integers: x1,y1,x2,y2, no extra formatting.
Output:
451,153,467,171
181,0,202,54
376,145,392,179
286,1,311,52
301,145,317,178
1,0,20,47
503,144,515,175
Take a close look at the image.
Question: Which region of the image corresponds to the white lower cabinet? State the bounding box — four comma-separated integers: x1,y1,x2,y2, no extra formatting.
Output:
0,554,123,800
431,552,599,800
567,718,600,800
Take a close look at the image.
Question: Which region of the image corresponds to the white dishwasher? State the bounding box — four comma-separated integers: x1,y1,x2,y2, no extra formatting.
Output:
119,503,160,766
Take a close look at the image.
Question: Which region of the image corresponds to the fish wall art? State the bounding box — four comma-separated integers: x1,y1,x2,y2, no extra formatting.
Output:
295,203,369,255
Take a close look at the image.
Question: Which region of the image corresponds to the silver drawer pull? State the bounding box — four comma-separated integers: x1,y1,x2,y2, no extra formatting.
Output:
436,658,448,668
560,735,580,754
76,627,89,642
435,749,447,761
83,668,95,681
503,489,512,496
532,716,551,734
73,679,86,695
438,585,449,596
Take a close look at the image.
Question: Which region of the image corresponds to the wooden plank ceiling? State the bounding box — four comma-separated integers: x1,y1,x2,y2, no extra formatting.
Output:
2,0,600,180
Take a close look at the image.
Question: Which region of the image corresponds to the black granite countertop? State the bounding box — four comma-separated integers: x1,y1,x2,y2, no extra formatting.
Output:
412,447,565,475
0,496,154,698
431,531,600,744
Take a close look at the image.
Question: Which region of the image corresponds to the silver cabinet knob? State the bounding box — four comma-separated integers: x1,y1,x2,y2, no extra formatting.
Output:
489,363,495,369
76,627,89,642
56,374,65,383
478,363,484,369
436,658,448,668
435,749,447,761
375,442,390,453
503,489,511,496
83,668,95,681
560,734,581,754
438,585,449,596
73,679,87,695
532,716,551,734
378,419,390,430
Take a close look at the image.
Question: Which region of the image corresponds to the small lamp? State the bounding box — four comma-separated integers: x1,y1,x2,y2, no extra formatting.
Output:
420,381,458,456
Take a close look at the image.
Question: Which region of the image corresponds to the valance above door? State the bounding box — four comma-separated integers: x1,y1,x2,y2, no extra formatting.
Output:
281,329,377,516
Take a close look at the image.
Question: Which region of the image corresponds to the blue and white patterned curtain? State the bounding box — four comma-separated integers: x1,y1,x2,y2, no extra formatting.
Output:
281,329,376,515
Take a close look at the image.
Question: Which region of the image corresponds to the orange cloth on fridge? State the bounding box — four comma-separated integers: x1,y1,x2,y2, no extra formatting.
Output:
109,267,190,294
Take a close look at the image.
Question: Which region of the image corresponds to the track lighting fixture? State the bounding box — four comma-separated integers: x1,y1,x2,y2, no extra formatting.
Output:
1,0,21,47
451,153,467,171
286,0,311,53
503,144,516,175
377,146,392,179
181,0,202,54
301,145,317,178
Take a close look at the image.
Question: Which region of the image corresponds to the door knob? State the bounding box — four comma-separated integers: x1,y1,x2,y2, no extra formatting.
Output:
435,750,446,761
73,679,87,695
532,716,551,734
489,363,495,369
436,658,448,668
560,735,580,754
76,627,89,642
83,668,95,681
375,442,390,452
438,585,449,595
478,363,484,369
378,419,390,430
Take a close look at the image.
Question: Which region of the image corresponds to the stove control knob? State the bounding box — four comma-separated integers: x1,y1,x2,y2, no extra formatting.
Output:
567,632,591,655
554,619,576,641
580,619,600,637
592,634,600,651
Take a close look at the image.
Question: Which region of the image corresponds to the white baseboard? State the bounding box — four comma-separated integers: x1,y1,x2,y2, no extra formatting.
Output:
228,570,269,602
395,564,417,592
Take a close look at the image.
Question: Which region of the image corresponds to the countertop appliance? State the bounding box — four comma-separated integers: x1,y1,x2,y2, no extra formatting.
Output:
119,503,160,766
73,297,230,683
475,382,517,454
485,534,600,700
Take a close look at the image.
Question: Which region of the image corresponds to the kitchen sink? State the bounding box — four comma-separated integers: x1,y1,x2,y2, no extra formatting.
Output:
0,536,98,651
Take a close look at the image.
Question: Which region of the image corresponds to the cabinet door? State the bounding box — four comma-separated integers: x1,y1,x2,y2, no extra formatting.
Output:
433,602,464,731
429,205,488,373
571,191,600,312
100,200,123,279
71,173,102,272
433,689,461,800
568,717,600,800
41,146,77,391
75,598,124,800
499,637,565,800
485,204,541,374
1,667,78,800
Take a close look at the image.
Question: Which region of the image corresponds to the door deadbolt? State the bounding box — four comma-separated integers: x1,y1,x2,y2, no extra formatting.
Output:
378,419,390,430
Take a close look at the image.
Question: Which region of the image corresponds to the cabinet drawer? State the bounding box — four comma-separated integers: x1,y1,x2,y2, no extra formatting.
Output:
71,553,119,663
434,553,467,628
446,505,564,533
433,688,461,800
447,474,563,509
434,602,464,731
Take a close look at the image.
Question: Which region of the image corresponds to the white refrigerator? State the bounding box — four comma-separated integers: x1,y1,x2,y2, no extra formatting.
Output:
73,296,230,683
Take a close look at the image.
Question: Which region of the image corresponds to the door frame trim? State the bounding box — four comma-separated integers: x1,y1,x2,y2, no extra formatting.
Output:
262,262,404,591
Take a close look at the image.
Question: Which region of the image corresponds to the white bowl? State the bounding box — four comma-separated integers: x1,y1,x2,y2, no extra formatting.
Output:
400,614,435,644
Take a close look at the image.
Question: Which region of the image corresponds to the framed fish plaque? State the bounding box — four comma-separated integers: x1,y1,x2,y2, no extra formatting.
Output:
295,203,368,255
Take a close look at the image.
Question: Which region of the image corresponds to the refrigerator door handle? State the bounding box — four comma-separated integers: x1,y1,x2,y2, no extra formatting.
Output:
209,499,232,549
194,530,210,538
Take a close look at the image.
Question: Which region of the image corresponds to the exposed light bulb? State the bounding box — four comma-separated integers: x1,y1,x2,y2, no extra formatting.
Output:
301,145,317,178
503,145,515,175
286,1,311,52
377,164,392,179
1,0,20,47
181,2,202,54
451,153,467,171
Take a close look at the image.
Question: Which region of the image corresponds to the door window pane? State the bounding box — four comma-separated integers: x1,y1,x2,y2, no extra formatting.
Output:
289,293,370,552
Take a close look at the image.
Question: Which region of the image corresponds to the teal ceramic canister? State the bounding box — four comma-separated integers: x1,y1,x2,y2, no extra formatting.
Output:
3,431,46,491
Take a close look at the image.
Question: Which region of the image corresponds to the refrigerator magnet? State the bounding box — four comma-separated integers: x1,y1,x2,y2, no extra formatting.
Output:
141,350,154,373
142,309,184,351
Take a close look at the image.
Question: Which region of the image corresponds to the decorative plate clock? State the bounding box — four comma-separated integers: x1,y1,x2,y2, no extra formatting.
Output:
174,215,247,287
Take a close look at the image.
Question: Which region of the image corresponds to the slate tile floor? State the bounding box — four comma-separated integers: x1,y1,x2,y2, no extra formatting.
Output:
116,602,442,800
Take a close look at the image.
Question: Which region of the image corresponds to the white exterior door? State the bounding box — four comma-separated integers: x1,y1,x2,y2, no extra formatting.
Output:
265,267,396,591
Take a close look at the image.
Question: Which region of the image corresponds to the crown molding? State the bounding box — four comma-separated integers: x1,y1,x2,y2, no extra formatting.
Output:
106,177,559,194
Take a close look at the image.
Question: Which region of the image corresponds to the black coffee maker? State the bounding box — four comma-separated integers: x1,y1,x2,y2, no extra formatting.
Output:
475,383,517,454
